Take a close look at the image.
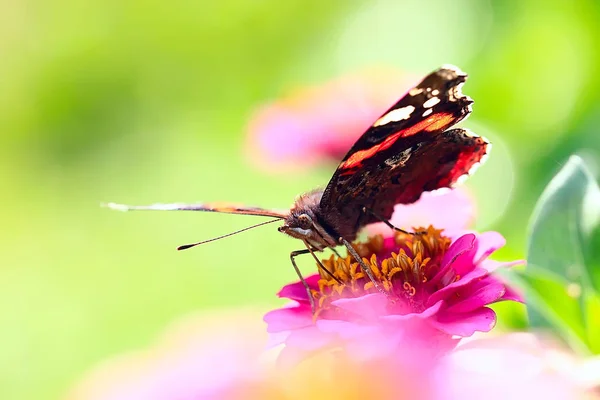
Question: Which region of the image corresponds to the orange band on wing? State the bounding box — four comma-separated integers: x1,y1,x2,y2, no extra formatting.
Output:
340,112,456,170
423,113,456,132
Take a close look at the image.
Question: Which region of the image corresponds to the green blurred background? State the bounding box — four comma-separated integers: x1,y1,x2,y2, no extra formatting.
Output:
2,0,599,398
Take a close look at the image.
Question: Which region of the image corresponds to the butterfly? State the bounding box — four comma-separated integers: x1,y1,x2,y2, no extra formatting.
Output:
107,65,490,311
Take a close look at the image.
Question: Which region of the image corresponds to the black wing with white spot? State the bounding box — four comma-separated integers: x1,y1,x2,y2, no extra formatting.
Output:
317,65,489,239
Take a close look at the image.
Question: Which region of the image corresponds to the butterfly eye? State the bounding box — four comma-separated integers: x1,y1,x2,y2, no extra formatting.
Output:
298,214,313,230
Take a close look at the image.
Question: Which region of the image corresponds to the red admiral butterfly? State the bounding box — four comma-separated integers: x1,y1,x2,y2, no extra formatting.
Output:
107,65,490,310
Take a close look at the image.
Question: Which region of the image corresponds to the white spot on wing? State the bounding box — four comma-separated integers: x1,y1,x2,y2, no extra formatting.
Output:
409,88,423,96
451,82,466,102
373,105,415,127
431,89,439,96
423,97,441,108
422,109,433,117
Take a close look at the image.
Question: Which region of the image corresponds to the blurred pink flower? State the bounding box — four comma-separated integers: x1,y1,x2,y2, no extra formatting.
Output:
245,67,414,172
438,332,600,400
68,312,600,400
67,309,440,400
264,190,523,365
66,310,270,400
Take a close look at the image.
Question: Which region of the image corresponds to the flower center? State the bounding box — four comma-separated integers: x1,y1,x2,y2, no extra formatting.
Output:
312,226,451,316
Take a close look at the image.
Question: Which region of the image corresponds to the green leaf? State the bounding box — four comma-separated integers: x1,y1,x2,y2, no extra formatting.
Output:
516,269,589,353
525,155,600,353
528,155,600,290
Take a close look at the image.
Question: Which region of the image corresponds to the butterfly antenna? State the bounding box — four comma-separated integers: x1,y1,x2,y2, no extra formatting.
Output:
177,218,281,251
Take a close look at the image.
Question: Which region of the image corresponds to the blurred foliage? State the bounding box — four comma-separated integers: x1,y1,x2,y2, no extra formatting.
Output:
522,156,600,354
1,0,600,399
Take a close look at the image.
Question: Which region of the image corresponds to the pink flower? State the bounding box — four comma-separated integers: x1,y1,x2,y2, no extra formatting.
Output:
245,67,414,173
438,332,600,400
66,310,271,400
67,309,440,400
264,190,523,364
68,312,600,400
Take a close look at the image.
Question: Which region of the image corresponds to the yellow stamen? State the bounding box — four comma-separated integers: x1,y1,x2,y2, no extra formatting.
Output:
312,226,452,315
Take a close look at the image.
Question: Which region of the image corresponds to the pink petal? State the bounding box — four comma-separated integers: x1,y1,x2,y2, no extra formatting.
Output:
330,293,389,319
474,231,506,264
265,331,290,349
427,268,488,307
479,259,525,273
499,283,525,303
316,319,379,338
263,305,313,332
444,278,506,313
380,300,444,322
438,333,587,400
472,261,526,303
285,326,334,350
343,333,402,361
277,274,320,301
432,307,497,336
435,234,477,282
273,326,337,367
382,188,475,234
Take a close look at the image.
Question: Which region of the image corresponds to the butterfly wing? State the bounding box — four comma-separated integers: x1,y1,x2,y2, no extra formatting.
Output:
318,65,489,238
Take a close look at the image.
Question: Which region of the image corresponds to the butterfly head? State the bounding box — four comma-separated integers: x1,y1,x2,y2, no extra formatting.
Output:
278,212,314,237
278,190,337,249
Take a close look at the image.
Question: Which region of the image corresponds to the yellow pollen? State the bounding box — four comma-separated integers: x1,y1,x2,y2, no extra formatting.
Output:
312,226,452,314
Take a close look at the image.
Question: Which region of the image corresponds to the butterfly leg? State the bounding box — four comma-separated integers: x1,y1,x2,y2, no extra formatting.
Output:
361,207,426,235
339,237,388,296
304,244,342,285
290,249,317,313
331,247,343,258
